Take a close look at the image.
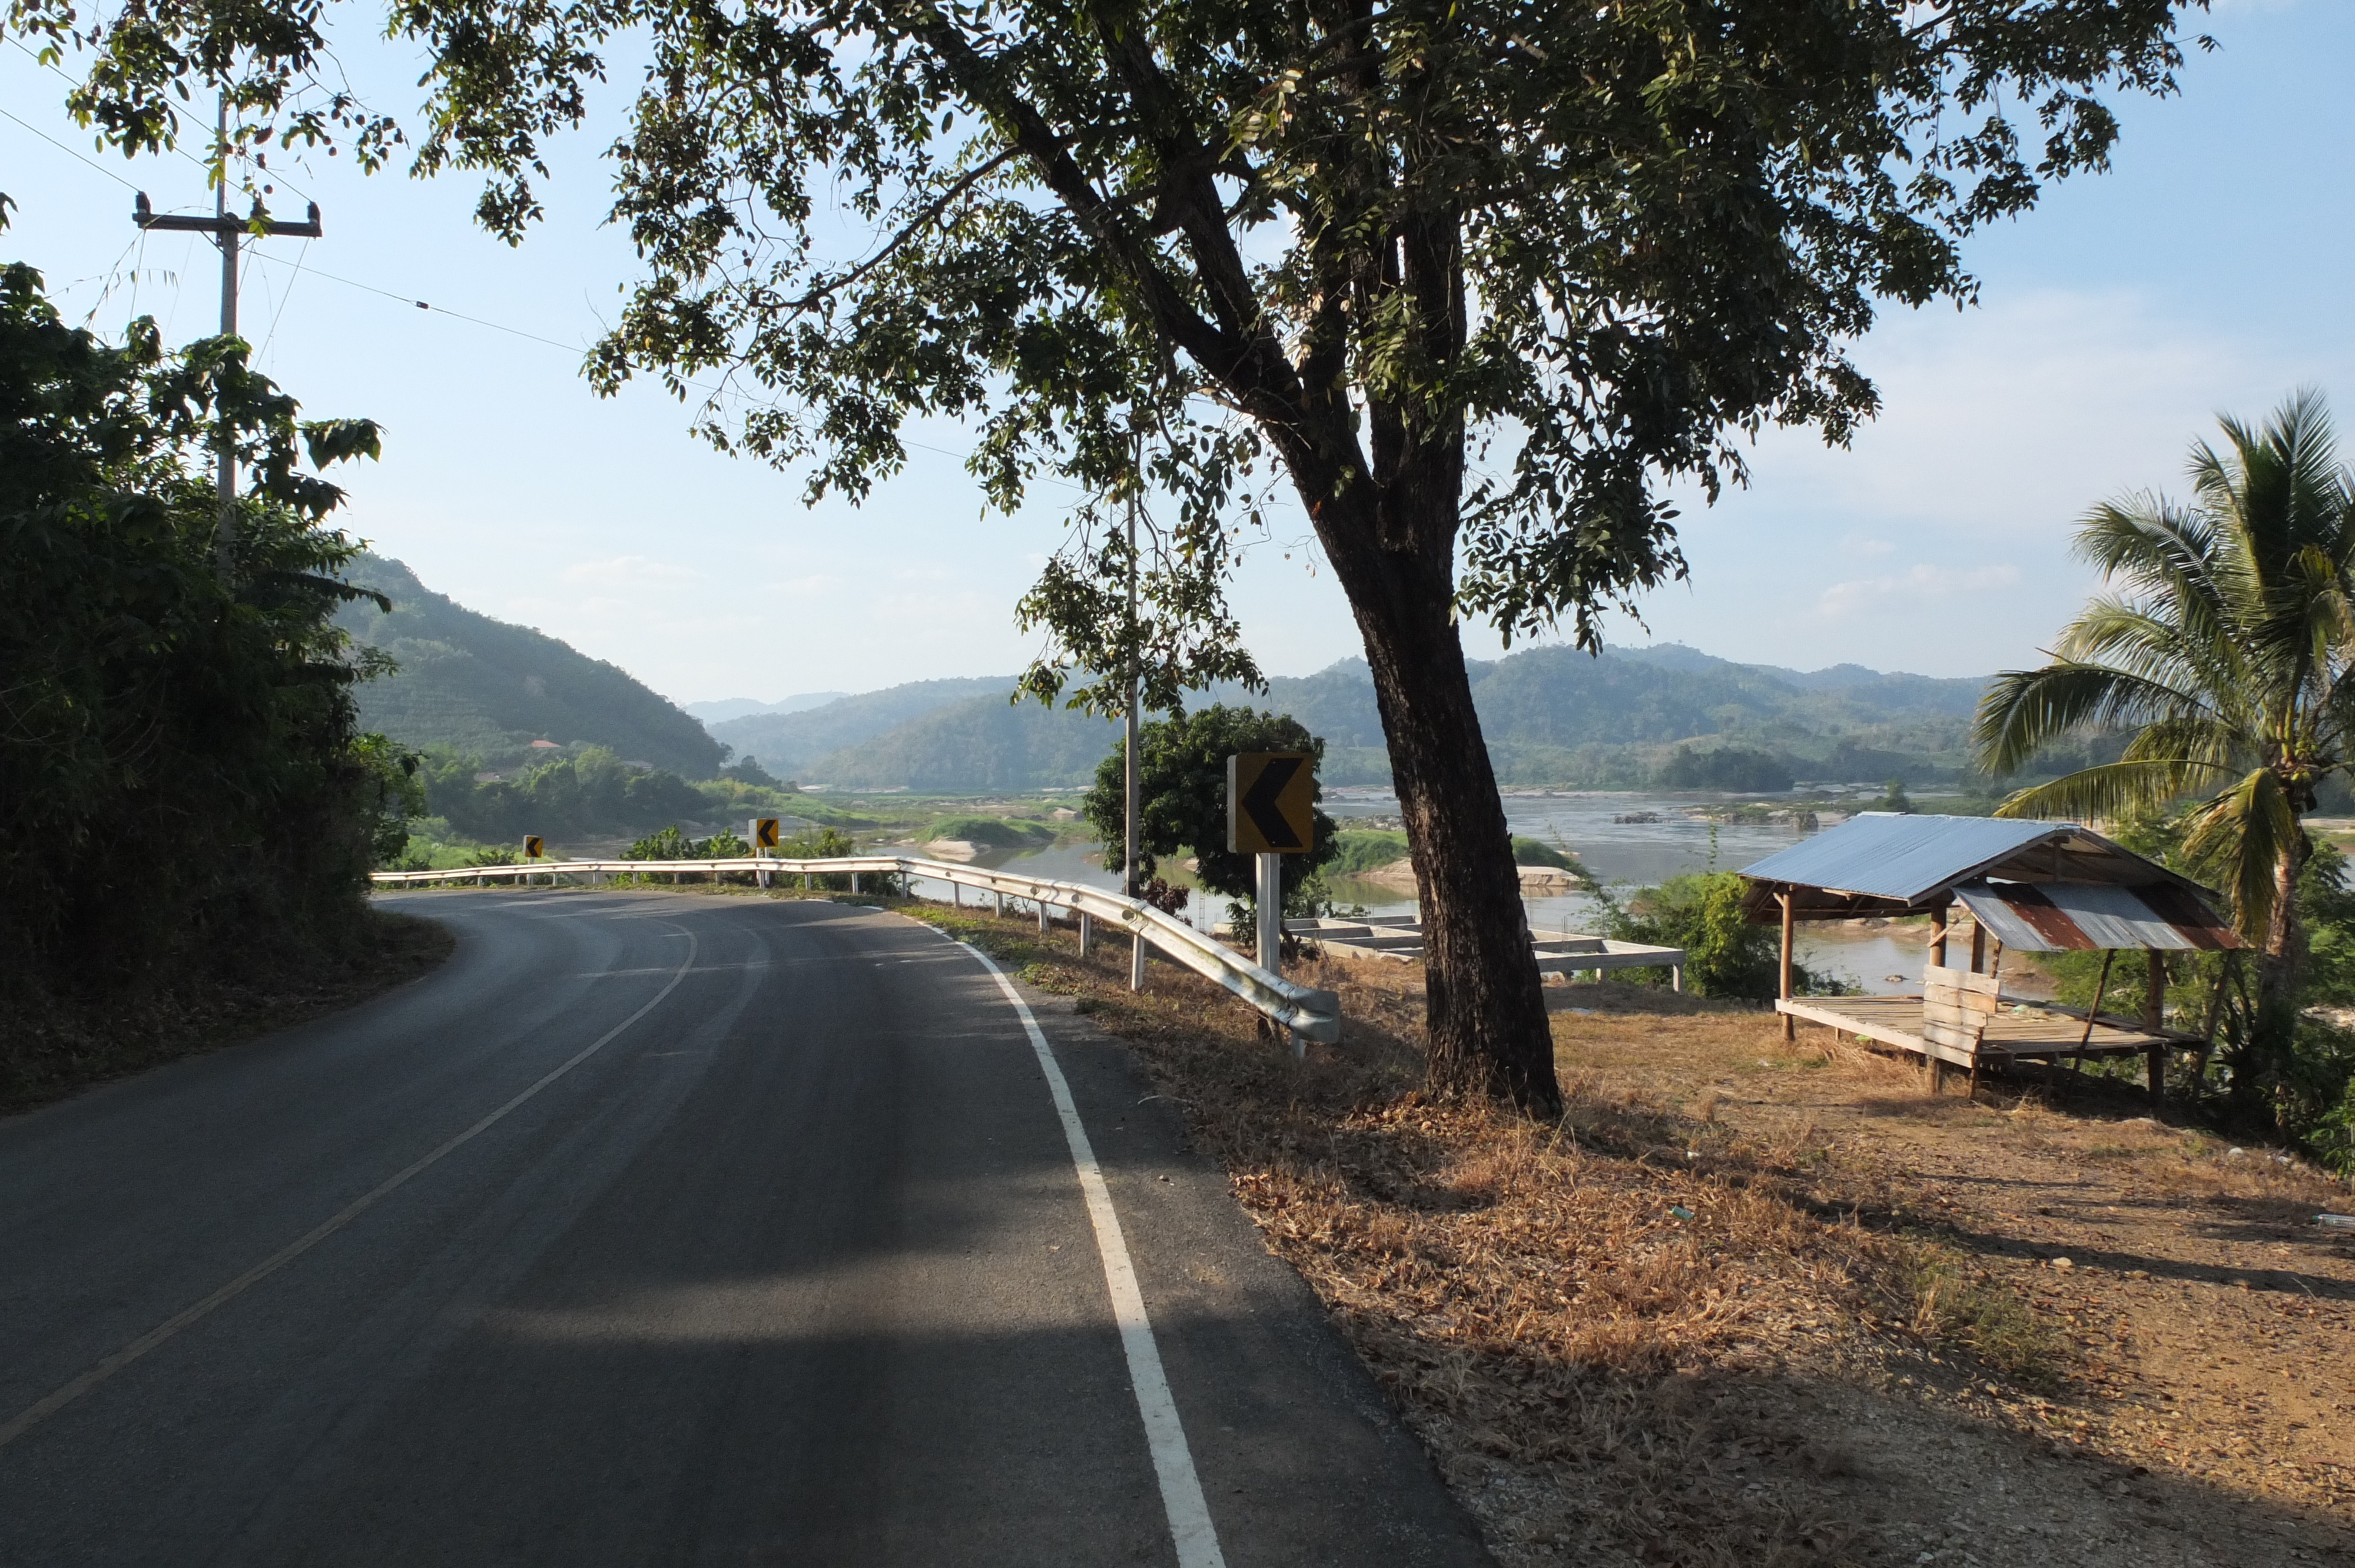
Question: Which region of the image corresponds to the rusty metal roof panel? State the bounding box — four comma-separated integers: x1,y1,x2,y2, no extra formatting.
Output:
1736,813,2069,905
1953,881,2240,952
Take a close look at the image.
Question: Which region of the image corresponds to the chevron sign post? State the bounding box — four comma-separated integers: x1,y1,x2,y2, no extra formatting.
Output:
1227,753,1316,1037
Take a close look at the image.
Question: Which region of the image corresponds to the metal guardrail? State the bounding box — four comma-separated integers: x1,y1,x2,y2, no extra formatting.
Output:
370,855,1341,1043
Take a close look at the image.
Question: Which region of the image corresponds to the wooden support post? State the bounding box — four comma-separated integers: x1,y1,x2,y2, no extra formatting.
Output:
2146,1045,2167,1105
2078,949,2115,1050
1970,921,1987,976
1779,891,1796,1042
1967,1054,1982,1101
1929,902,1948,969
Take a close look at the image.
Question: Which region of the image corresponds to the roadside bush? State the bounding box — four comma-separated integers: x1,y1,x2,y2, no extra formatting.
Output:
1328,829,1410,876
1586,870,1842,1000
0,233,399,1003
1082,705,1341,929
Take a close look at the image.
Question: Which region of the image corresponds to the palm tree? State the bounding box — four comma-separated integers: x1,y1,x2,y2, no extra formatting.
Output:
1973,390,2355,1077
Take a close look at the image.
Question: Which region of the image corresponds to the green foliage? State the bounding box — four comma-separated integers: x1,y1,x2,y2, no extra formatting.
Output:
924,815,1056,849
1083,706,1339,920
1511,837,1574,871
1654,746,1794,793
1329,830,1411,876
1876,779,1915,813
0,240,396,995
419,745,708,841
1601,873,1777,999
1582,869,1839,1001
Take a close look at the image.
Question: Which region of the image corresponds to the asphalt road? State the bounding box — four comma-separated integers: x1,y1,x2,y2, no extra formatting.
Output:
0,891,1490,1566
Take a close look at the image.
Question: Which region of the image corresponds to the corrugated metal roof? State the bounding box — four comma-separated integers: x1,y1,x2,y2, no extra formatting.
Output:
1737,813,2069,905
1953,881,2240,951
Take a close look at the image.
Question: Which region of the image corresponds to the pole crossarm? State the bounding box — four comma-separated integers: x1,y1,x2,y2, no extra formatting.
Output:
134,192,323,238
370,854,1342,1044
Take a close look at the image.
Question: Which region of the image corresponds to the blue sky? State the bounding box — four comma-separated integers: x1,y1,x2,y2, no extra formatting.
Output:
3,0,2346,703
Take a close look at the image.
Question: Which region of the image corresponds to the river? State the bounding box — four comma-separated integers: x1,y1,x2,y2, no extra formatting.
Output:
911,788,1959,995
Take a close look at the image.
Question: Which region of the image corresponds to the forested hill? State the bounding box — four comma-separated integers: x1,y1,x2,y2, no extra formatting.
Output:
711,645,1992,792
336,553,724,777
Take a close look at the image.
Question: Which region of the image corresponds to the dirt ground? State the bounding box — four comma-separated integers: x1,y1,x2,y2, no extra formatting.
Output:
900,900,2354,1567
1540,986,2354,1567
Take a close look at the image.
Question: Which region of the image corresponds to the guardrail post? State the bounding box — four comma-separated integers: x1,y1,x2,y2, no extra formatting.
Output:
993,891,1004,919
851,872,861,893
1037,899,1048,935
1130,930,1145,991
1079,911,1092,956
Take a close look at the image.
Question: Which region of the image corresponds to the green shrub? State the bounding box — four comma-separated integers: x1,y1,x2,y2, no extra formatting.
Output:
923,814,1056,848
1328,829,1411,875
1,241,400,998
1511,835,1574,869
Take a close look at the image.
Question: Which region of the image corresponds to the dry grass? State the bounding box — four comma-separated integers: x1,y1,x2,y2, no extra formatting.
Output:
903,906,2133,1564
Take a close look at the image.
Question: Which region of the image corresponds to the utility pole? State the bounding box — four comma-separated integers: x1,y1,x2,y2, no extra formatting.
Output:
1125,476,1146,992
134,94,322,575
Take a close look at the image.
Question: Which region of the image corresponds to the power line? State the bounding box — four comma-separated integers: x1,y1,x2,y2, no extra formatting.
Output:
238,247,1080,486
4,74,1079,495
0,103,138,190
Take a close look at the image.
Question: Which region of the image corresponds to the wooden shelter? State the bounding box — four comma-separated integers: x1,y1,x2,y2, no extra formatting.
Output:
1738,813,2240,1097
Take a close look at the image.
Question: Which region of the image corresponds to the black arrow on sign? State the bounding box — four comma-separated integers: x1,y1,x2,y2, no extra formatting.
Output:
1241,756,1306,850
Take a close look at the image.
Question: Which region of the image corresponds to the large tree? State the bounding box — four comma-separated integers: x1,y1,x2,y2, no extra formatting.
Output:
14,0,2208,1112
1973,391,2355,1108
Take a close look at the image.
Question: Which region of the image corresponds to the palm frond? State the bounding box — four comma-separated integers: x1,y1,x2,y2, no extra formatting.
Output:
2121,716,2247,773
1972,663,2215,777
2179,768,2303,949
1991,759,2225,824
2057,598,2252,725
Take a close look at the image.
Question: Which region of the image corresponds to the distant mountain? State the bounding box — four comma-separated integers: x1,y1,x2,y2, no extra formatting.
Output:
769,645,1992,793
686,693,848,724
804,697,1122,792
707,677,1020,775
335,554,724,777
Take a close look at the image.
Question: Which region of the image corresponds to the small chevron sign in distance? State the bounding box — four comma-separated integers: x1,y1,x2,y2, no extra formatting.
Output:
753,818,780,851
523,835,545,860
1227,752,1316,854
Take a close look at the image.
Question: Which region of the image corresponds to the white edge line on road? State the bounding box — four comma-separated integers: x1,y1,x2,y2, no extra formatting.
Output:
0,923,702,1451
955,938,1228,1568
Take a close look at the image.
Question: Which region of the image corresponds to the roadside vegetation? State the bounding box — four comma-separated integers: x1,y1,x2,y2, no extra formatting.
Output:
0,218,442,1112
1080,706,1342,928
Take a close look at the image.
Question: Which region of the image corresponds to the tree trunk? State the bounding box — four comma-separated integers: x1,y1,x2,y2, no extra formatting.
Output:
2247,826,2312,1105
1316,506,1561,1117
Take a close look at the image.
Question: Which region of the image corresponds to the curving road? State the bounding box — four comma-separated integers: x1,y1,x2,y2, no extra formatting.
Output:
0,891,1488,1566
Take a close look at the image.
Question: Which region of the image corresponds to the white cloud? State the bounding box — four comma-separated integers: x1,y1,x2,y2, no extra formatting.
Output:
1816,563,2022,621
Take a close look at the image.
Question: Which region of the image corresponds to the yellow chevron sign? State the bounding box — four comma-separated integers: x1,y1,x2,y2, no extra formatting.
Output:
1227,752,1315,854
